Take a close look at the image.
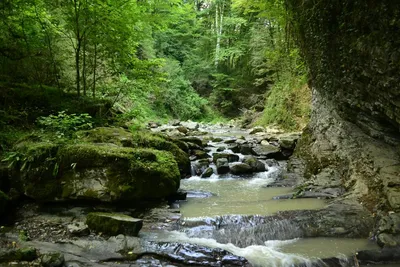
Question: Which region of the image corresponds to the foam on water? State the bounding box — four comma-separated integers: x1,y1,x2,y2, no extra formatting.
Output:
143,230,314,267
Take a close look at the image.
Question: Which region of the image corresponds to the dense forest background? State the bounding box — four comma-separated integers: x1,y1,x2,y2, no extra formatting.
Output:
0,0,310,136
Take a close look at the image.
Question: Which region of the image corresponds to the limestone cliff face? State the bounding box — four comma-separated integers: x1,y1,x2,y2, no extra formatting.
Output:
287,1,400,246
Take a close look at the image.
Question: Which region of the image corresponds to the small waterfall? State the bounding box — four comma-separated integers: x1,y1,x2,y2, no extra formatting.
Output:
214,219,303,248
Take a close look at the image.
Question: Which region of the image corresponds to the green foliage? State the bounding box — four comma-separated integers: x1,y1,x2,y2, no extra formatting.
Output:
37,111,92,138
257,74,310,130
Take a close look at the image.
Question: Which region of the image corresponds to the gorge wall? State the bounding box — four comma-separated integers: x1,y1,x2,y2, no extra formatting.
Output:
286,0,400,246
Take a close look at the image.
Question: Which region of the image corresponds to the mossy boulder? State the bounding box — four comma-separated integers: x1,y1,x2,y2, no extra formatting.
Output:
230,163,253,175
243,156,266,172
59,144,181,201
41,252,65,267
86,212,143,236
130,131,191,177
77,127,134,147
77,128,191,177
0,247,37,263
0,190,9,216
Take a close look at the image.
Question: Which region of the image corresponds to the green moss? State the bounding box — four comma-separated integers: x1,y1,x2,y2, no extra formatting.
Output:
76,127,134,147
0,247,37,263
59,144,180,200
130,131,190,176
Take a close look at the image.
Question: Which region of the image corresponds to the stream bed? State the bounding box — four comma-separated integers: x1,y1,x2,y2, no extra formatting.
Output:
140,127,380,267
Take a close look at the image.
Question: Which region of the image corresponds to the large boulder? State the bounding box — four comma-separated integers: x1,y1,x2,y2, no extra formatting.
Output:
251,144,280,158
243,156,266,172
230,163,253,175
16,143,180,202
59,145,181,202
216,158,230,174
78,128,191,177
86,212,143,236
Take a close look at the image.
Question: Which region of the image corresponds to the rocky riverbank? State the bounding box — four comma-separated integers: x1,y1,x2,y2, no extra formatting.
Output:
1,121,400,266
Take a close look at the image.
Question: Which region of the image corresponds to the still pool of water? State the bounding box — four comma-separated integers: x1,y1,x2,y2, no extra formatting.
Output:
179,172,326,218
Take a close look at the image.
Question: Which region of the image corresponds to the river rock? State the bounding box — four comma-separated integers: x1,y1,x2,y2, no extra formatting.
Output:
229,144,241,153
243,156,266,172
240,144,253,155
179,136,203,147
216,158,230,174
278,135,298,150
86,212,143,236
201,167,214,178
192,149,210,160
41,252,65,267
224,138,236,144
230,163,253,175
251,144,280,158
181,121,199,130
216,146,226,152
213,153,240,163
67,222,90,237
193,159,210,175
170,119,181,126
260,140,270,146
249,127,264,134
177,126,188,134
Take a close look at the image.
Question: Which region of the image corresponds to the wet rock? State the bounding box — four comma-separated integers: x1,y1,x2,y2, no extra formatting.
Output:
201,167,214,178
176,126,188,134
216,146,226,152
243,156,266,172
240,144,253,155
180,121,199,130
179,136,203,147
193,159,210,175
229,144,241,153
224,138,237,144
249,127,264,134
251,144,280,158
191,149,210,160
376,213,400,247
213,153,240,163
279,135,299,150
0,247,37,263
260,140,270,146
216,158,230,174
86,212,143,236
230,163,253,175
41,252,65,267
212,137,224,142
142,242,250,266
357,247,400,264
67,222,90,237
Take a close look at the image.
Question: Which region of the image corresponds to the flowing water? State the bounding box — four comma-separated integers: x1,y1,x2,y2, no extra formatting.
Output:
142,127,380,266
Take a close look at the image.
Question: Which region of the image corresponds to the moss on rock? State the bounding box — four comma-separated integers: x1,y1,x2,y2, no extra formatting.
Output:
86,212,143,236
0,247,37,263
130,131,191,176
59,144,181,201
